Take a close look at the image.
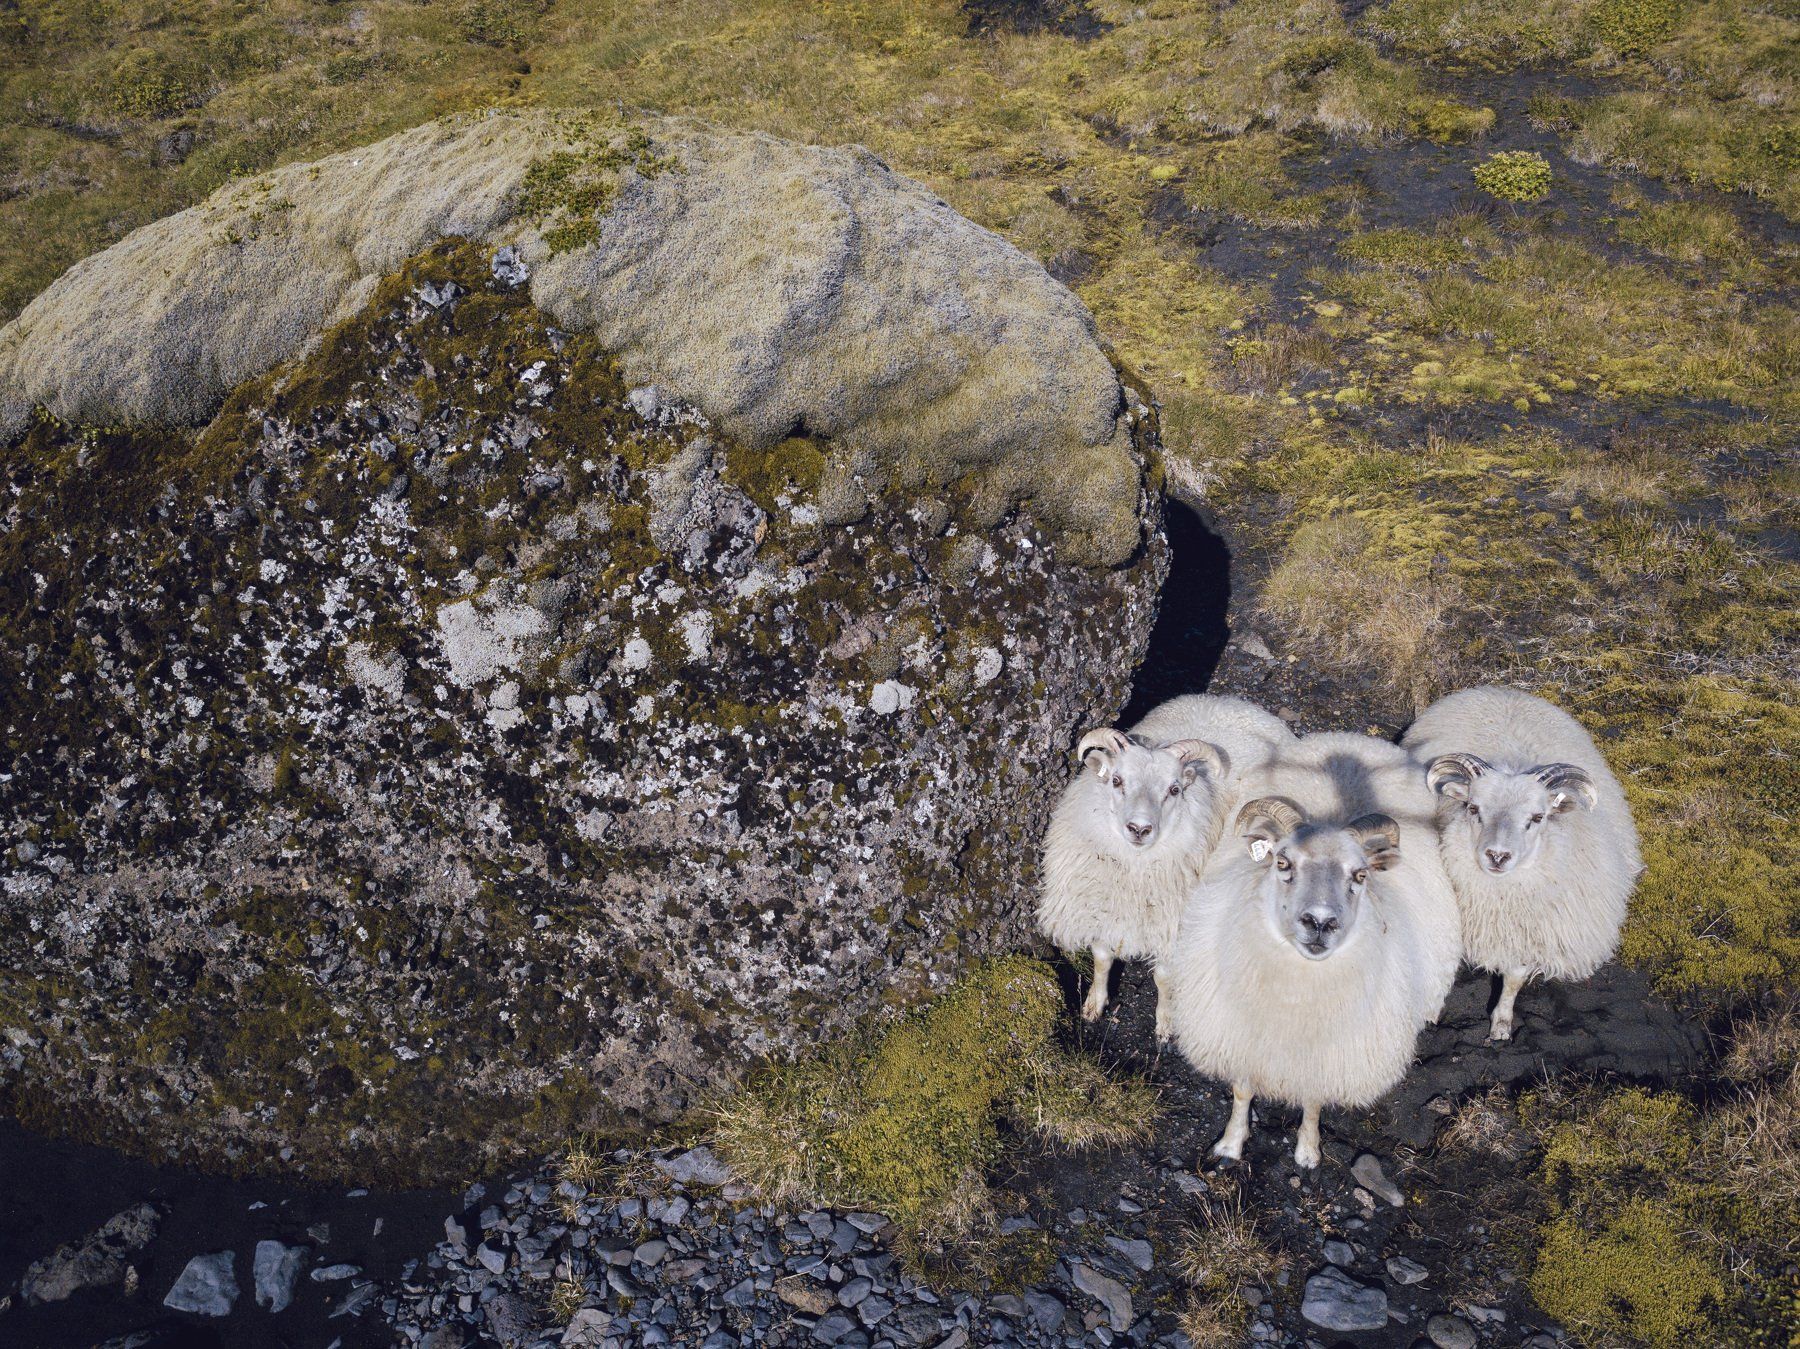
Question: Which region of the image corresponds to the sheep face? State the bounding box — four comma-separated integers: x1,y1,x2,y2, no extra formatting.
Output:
1426,754,1597,877
1077,727,1227,855
1236,798,1400,961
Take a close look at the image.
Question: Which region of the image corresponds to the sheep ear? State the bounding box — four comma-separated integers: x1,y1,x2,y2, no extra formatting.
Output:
1078,727,1129,773
1348,813,1401,871
1165,738,1229,785
1535,763,1597,814
1237,796,1303,860
1425,752,1489,802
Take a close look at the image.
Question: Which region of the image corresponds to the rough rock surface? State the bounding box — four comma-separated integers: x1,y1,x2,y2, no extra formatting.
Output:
0,170,1164,1178
18,1203,159,1305
0,110,1140,567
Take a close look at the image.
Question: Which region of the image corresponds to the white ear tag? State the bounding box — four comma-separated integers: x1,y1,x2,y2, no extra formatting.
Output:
1249,839,1272,862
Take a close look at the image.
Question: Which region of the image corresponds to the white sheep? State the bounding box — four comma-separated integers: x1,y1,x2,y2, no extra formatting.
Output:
1038,695,1295,1035
1402,685,1642,1042
1166,732,1461,1169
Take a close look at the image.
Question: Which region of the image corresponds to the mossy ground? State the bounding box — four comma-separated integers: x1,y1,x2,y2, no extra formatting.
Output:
4,0,1795,1339
710,956,1155,1279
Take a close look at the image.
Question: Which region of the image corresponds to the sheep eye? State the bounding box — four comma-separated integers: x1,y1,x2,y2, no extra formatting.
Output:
1529,813,1545,825
1274,855,1291,872
1466,804,1480,819
1352,869,1368,885
1111,775,1123,790
1168,783,1181,797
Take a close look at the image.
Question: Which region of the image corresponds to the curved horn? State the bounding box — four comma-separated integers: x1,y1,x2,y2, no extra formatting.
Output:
1236,796,1305,840
1533,763,1597,813
1347,813,1402,870
1077,727,1129,768
1164,738,1230,782
1425,752,1491,800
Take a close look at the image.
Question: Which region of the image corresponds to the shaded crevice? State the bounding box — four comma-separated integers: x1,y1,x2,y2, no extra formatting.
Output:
1119,498,1233,726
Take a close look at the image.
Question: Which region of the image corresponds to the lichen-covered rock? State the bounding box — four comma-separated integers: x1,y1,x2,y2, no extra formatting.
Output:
0,110,1141,566
0,213,1165,1174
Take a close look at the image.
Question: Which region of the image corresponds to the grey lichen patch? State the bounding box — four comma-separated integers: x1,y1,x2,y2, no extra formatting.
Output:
0,111,1143,566
0,241,1167,1182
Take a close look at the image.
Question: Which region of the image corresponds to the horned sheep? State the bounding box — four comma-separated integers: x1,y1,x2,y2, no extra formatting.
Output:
1402,685,1642,1042
1166,732,1461,1168
1037,695,1295,1035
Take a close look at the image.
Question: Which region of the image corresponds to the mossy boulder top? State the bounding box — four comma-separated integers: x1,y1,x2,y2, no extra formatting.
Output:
0,109,1141,567
0,121,1170,1181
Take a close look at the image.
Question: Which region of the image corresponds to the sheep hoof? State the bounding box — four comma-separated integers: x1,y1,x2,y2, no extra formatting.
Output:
1488,1019,1514,1042
1293,1141,1321,1169
1081,994,1106,1023
1209,1138,1243,1162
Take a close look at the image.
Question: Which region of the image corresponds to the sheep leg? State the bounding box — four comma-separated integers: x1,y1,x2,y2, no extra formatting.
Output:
1081,947,1114,1022
1293,1102,1322,1169
1490,968,1529,1042
1152,962,1173,1041
1210,1083,1253,1162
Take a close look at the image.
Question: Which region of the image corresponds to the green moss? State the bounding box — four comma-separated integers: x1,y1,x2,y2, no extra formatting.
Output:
1525,1080,1797,1347
714,957,1152,1262
1531,1201,1728,1347
1408,96,1496,142
1598,677,1800,1000
1472,150,1553,203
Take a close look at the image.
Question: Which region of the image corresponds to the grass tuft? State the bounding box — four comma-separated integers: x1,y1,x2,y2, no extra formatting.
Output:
1170,1183,1285,1348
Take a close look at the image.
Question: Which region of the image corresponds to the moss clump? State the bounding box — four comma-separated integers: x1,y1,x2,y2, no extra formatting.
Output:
713,957,1154,1255
1472,150,1553,202
1526,1071,1800,1347
1590,0,1681,52
1409,96,1496,142
1599,677,1800,1000
1532,1201,1727,1347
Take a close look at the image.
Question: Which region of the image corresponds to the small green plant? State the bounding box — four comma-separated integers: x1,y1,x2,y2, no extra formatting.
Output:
1472,150,1553,202
517,121,678,253
1590,0,1680,53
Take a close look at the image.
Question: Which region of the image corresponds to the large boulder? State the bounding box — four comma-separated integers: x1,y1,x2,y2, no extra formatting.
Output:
0,115,1167,1181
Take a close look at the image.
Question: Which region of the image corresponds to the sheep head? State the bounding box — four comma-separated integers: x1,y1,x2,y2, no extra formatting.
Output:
1076,726,1226,855
1426,752,1597,877
1237,797,1399,961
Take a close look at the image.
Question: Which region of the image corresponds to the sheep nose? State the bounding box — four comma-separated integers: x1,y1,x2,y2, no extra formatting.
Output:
1485,848,1512,868
1300,911,1338,934
1126,821,1153,845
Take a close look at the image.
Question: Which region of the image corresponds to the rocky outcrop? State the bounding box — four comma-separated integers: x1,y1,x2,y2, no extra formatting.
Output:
0,110,1141,567
0,117,1167,1180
